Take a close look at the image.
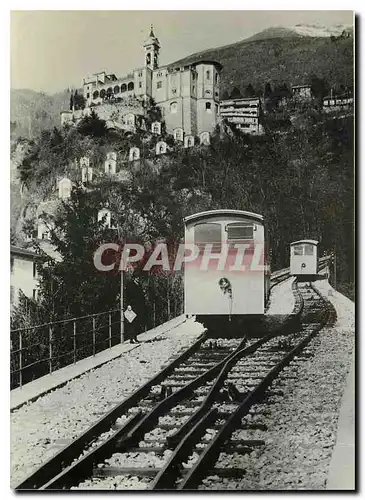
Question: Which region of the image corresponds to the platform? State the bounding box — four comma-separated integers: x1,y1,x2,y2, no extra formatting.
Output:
326,354,355,490
10,314,186,411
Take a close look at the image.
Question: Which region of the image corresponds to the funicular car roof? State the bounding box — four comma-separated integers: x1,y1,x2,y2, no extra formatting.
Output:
184,210,264,225
290,239,318,246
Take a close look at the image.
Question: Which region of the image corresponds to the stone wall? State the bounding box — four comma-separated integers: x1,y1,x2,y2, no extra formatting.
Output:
93,101,145,123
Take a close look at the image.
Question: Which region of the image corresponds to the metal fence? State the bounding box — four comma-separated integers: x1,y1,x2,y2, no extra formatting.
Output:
10,309,122,390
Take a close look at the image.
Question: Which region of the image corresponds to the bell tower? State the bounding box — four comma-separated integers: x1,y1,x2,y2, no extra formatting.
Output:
143,25,160,70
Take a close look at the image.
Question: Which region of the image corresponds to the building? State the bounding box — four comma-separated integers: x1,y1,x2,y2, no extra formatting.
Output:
291,84,312,100
62,27,222,138
219,97,263,135
323,94,354,113
11,246,41,308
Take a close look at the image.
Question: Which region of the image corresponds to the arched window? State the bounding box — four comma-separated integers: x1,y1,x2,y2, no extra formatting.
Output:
128,82,134,91
215,73,219,84
146,53,151,65
205,102,212,112
170,101,178,114
100,89,106,98
121,84,127,93
107,87,113,95
206,70,211,80
93,90,99,99
114,85,120,94
184,135,194,148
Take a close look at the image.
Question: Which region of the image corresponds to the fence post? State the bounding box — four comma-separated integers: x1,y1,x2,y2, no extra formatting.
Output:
108,313,112,349
19,330,23,389
92,316,96,356
49,325,53,374
73,320,76,364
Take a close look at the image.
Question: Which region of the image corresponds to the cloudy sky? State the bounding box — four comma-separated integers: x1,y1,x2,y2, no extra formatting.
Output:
11,10,353,94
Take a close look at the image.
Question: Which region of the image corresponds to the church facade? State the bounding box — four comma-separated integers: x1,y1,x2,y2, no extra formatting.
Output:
81,27,222,137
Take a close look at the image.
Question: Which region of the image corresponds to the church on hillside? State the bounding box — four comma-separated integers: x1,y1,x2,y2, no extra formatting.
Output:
62,27,222,140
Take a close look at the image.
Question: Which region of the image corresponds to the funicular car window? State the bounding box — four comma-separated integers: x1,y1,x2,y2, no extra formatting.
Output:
194,223,221,252
226,223,254,240
304,244,314,256
294,245,304,255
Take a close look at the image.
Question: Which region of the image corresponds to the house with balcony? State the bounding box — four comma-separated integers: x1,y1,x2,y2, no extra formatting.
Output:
219,97,263,135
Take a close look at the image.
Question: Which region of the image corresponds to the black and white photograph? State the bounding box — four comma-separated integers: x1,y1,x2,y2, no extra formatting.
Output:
9,9,355,491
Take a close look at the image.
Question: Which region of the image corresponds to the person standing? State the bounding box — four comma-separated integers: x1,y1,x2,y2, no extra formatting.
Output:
125,305,138,343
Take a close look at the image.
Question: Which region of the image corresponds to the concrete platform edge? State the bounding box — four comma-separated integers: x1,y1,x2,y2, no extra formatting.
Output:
11,315,187,412
326,353,355,490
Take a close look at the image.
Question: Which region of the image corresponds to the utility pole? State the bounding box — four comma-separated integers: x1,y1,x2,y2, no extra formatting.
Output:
118,226,124,343
120,262,124,343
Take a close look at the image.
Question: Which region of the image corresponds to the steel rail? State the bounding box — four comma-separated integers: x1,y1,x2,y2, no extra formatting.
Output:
150,279,308,489
178,285,331,490
15,276,306,490
14,331,208,490
36,336,249,490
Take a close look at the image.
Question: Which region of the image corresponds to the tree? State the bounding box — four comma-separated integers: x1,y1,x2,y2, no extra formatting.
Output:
274,82,291,99
310,74,329,100
264,82,273,98
230,87,243,99
77,109,108,138
18,141,39,185
32,187,120,321
244,83,256,98
73,90,86,111
222,90,230,100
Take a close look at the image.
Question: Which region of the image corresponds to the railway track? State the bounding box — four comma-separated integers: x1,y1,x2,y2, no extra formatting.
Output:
15,276,333,491
15,333,251,490
175,283,336,490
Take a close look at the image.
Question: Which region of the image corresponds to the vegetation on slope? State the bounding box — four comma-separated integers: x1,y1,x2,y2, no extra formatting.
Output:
10,104,354,385
173,35,353,98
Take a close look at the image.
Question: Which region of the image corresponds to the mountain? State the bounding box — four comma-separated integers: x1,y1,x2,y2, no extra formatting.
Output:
288,23,353,38
172,28,353,96
243,24,353,42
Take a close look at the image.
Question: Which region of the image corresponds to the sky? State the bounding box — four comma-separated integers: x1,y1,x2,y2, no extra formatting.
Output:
10,10,353,94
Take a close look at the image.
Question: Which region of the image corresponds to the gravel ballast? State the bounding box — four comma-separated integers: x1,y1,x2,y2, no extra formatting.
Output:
12,278,352,491
200,280,354,490
11,319,204,487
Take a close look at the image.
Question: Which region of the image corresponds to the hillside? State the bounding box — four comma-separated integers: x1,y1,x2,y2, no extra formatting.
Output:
10,26,353,140
172,34,353,95
10,89,72,140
